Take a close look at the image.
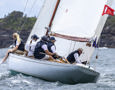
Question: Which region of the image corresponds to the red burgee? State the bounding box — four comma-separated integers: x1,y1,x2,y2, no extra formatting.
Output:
102,5,114,16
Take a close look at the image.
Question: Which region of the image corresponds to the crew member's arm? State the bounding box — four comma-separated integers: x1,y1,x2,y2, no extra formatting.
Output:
51,45,56,53
1,42,20,64
42,44,54,56
51,45,62,59
11,41,20,52
74,53,82,64
11,45,19,52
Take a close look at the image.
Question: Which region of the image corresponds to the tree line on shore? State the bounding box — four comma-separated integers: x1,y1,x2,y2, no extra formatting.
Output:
0,11,37,31
0,10,114,48
0,10,115,33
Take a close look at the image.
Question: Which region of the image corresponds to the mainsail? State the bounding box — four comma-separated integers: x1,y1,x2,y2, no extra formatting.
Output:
50,0,113,62
28,0,113,62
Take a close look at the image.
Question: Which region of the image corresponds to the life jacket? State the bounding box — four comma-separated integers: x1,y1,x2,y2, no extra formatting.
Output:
34,41,46,59
67,50,80,64
47,41,56,53
14,40,25,51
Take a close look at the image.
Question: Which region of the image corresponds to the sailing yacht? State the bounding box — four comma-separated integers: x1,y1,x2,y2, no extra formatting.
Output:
8,0,113,84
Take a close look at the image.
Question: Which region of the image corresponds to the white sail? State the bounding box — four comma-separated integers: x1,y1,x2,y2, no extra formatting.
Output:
50,0,113,62
7,0,114,84
27,0,58,41
27,0,113,62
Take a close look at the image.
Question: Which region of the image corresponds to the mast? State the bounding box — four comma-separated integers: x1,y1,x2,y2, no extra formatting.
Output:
46,0,60,35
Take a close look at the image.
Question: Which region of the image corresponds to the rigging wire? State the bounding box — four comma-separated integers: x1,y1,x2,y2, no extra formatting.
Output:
28,0,38,16
23,0,29,14
17,0,29,34
68,40,72,55
20,0,30,31
18,0,41,37
20,0,43,31
26,0,46,42
96,37,101,59
94,37,101,69
72,41,76,51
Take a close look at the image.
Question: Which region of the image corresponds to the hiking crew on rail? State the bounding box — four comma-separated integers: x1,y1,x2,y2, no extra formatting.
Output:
25,34,39,57
1,33,24,64
34,36,57,61
67,48,83,64
1,33,86,65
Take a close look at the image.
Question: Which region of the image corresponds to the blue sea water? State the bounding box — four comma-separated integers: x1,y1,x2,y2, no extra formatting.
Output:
0,48,115,90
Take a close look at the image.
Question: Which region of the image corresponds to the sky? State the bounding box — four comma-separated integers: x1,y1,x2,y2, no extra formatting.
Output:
0,0,44,18
0,0,115,18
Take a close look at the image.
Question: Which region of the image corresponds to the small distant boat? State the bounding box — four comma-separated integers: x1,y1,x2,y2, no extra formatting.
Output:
8,0,113,84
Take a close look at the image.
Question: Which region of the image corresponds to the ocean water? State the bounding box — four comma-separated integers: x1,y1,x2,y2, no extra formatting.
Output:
0,48,115,90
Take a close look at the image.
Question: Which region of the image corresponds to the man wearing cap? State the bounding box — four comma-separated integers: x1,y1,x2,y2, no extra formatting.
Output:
25,34,39,57
47,37,56,53
66,48,83,64
34,36,55,61
47,36,61,59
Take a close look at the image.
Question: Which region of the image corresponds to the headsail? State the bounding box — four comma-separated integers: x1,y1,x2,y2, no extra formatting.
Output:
27,0,58,41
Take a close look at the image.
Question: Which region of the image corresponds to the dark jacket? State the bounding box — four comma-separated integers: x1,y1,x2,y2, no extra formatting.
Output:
67,50,80,64
47,41,56,53
34,41,47,59
14,40,24,51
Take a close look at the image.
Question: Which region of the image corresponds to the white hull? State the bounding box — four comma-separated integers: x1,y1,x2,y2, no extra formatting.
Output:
8,54,99,84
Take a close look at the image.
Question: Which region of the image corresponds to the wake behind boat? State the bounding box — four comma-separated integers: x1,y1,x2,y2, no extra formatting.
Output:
7,0,113,84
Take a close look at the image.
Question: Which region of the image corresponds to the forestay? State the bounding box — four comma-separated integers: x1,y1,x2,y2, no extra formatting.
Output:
50,0,113,62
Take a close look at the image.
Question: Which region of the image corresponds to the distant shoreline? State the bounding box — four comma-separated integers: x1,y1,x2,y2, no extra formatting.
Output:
0,11,115,48
0,29,115,48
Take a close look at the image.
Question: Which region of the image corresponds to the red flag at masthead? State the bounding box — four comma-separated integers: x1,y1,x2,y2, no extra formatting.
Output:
102,5,114,16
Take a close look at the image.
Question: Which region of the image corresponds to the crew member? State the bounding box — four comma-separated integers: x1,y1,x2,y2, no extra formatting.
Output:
1,33,24,64
25,34,39,57
47,36,56,53
67,48,83,64
34,36,55,61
